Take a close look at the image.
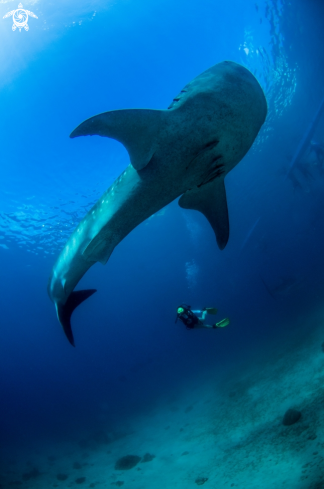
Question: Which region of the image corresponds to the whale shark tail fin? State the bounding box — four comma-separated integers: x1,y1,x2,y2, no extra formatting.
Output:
70,109,164,171
56,289,97,346
179,179,229,250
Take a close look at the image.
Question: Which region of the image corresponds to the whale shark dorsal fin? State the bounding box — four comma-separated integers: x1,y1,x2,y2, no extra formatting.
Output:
179,179,229,250
70,109,164,171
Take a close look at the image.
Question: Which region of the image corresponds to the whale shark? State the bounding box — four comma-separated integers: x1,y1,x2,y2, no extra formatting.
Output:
48,61,267,346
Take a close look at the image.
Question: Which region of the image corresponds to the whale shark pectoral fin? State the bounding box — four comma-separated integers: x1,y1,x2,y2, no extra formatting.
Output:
56,289,97,346
70,109,164,171
179,179,229,250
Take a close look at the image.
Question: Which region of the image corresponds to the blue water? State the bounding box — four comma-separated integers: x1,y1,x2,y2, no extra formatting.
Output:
1,0,324,487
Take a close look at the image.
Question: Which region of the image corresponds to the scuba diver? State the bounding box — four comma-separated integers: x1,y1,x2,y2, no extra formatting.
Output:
175,304,230,329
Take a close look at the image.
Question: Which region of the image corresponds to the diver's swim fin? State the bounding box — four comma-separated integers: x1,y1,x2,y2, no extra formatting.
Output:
205,307,218,315
214,318,230,328
56,289,97,346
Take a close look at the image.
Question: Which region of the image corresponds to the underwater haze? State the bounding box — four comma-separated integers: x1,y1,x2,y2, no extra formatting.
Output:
1,0,324,487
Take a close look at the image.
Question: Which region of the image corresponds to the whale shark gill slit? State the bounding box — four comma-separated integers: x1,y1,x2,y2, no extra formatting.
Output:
185,140,219,170
198,161,225,187
56,289,97,346
204,140,219,148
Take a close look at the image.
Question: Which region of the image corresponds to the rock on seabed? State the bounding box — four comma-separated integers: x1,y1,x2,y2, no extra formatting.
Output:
282,408,301,426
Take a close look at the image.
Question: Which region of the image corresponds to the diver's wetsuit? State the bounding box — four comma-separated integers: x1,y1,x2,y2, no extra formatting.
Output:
176,304,229,330
176,305,201,329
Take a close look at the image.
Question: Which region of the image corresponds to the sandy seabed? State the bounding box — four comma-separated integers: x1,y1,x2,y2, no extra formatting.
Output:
2,324,324,489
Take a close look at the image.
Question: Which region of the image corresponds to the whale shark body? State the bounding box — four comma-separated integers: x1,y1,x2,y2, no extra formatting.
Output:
48,61,267,346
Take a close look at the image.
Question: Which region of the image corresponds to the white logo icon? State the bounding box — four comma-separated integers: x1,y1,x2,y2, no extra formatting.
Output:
3,3,38,32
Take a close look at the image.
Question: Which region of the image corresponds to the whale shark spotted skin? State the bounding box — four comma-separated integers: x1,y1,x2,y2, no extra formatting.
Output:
48,61,267,346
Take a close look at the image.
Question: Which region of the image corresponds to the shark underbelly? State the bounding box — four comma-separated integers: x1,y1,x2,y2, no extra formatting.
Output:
48,160,187,306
